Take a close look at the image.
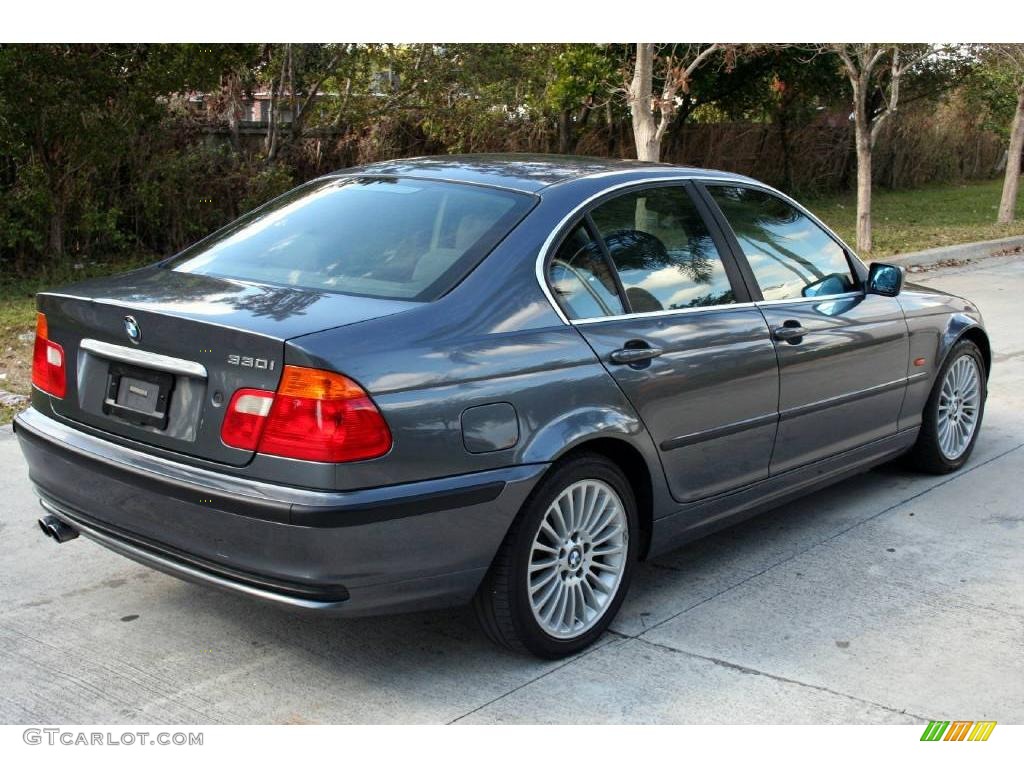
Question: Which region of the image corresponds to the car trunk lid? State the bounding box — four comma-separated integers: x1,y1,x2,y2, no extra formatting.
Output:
37,266,415,466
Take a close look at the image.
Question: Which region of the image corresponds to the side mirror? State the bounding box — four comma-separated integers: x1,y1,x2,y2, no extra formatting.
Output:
867,263,903,297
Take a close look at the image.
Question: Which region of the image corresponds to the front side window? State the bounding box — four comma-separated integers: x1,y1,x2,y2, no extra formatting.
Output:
589,186,735,312
165,177,534,300
707,185,857,301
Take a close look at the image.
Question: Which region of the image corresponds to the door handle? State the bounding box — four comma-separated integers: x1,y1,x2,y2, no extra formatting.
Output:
609,346,664,365
772,321,806,342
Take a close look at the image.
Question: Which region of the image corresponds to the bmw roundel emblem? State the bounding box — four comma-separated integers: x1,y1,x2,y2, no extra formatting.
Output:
124,315,141,344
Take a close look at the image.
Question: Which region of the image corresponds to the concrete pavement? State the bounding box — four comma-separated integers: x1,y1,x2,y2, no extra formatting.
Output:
1,254,1022,724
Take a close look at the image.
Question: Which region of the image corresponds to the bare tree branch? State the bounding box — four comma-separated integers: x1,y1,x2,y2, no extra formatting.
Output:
627,42,730,161
871,46,901,144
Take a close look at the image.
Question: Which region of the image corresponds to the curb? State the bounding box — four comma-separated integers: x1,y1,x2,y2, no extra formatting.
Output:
886,235,1024,269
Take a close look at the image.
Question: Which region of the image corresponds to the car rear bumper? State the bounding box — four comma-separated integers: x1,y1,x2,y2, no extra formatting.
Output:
15,407,547,616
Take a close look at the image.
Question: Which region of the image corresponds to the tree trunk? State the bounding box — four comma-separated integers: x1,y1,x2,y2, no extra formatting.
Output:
856,130,873,254
849,63,875,255
605,101,618,157
627,43,661,162
998,84,1024,224
778,109,793,192
633,121,660,162
664,95,692,160
557,109,573,155
265,78,279,160
224,73,242,152
48,200,65,261
265,48,289,162
45,166,67,261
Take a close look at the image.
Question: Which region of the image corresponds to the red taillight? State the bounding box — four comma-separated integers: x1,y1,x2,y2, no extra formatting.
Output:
220,389,275,451
219,366,392,462
31,313,66,398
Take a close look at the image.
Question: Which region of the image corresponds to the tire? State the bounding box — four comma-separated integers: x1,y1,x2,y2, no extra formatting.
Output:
473,453,638,659
906,339,987,474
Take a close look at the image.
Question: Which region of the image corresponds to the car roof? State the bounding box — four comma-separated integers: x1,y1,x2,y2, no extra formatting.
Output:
330,153,756,194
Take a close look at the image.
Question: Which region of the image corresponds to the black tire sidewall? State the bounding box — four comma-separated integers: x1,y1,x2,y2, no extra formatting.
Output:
506,454,638,659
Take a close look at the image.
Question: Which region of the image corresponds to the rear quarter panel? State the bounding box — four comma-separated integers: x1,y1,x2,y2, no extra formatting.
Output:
286,194,669,502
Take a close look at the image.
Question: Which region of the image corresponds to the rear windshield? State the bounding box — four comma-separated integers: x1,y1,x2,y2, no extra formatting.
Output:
165,176,535,300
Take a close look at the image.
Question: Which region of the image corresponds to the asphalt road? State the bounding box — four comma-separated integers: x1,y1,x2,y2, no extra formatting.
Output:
1,254,1022,725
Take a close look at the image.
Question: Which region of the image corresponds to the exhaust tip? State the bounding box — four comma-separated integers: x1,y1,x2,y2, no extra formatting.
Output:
38,514,79,544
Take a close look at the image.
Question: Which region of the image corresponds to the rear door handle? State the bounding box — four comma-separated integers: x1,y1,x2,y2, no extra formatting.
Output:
772,321,805,342
609,346,664,365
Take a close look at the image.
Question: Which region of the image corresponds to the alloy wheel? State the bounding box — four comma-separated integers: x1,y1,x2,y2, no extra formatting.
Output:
527,479,628,639
937,354,981,460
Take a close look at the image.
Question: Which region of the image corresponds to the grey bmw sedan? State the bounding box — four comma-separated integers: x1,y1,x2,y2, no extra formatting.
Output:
16,155,990,658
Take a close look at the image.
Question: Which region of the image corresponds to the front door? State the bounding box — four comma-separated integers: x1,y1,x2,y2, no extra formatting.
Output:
546,183,779,503
702,184,910,473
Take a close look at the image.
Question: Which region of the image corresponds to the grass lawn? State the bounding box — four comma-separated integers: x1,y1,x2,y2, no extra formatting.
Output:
0,286,37,425
807,178,1024,257
0,260,146,425
1,178,1023,425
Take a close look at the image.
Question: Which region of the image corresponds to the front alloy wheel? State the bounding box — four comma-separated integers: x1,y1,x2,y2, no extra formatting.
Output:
908,338,987,474
935,354,982,460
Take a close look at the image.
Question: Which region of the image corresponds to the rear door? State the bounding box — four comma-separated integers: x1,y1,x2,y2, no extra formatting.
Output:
548,182,780,503
699,183,910,474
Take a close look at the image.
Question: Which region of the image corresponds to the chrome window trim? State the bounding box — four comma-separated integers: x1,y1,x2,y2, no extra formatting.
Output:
535,173,864,327
572,301,759,325
569,291,866,326
80,338,208,379
754,290,865,308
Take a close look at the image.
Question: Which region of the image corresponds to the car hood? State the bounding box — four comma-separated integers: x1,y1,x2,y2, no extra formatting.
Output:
900,280,982,321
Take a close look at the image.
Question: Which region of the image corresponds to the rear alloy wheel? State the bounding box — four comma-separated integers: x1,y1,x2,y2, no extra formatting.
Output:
474,454,638,658
528,478,628,639
908,339,987,474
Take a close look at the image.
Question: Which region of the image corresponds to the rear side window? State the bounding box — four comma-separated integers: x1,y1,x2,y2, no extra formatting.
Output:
707,185,857,301
548,224,625,320
165,177,535,300
589,186,735,312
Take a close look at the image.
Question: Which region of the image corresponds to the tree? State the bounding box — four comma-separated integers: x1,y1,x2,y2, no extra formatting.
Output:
350,44,554,154
626,44,729,162
544,45,618,155
980,45,1024,223
824,44,939,253
699,48,847,191
259,43,355,161
0,44,243,262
